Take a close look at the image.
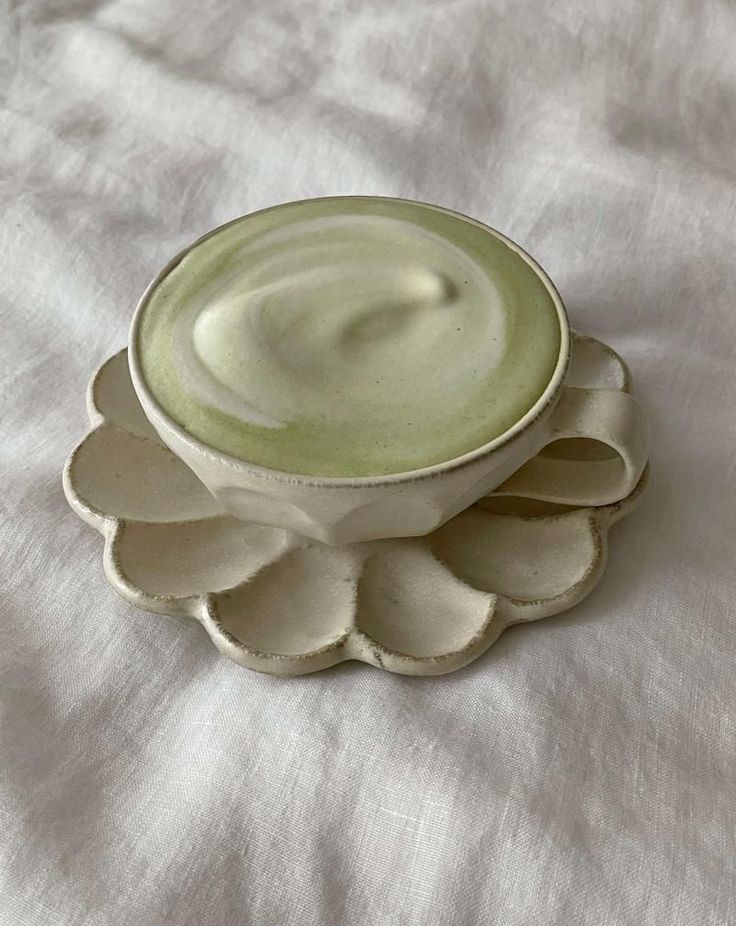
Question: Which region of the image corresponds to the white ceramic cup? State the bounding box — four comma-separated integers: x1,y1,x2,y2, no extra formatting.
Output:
129,201,649,545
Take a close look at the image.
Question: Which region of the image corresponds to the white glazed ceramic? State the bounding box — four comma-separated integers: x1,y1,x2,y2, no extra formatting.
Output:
63,333,648,676
128,201,650,545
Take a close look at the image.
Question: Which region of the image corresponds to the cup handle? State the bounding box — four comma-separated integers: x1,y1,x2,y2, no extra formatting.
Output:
489,386,650,506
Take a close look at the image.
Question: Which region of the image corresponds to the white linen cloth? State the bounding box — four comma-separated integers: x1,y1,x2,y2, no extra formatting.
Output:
2,1,735,923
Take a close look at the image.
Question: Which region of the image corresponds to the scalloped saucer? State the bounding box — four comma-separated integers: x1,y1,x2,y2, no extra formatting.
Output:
63,334,647,676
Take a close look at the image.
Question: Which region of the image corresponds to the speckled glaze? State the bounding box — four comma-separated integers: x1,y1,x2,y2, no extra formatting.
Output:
63,333,648,676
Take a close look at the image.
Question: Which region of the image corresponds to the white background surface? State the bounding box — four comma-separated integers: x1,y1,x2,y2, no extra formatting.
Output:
2,1,735,923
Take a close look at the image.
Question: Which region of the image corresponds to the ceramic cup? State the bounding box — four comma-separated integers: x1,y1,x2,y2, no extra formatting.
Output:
129,200,649,545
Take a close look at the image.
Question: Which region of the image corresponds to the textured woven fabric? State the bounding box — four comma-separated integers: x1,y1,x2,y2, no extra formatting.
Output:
2,2,735,923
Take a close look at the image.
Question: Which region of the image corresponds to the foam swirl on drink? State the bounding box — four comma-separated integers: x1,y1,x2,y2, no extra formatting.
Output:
137,199,561,476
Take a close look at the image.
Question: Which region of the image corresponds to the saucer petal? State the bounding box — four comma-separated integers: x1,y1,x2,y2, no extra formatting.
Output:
354,540,499,661
109,517,291,600
88,349,164,443
66,425,220,523
431,508,604,621
208,543,361,660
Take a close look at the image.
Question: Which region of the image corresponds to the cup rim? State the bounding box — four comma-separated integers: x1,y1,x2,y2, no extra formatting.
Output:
128,195,570,489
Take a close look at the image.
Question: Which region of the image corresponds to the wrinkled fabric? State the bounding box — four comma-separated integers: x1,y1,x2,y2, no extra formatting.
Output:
2,2,735,923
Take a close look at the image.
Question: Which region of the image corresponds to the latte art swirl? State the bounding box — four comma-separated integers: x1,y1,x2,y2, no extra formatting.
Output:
137,199,561,476
176,216,504,433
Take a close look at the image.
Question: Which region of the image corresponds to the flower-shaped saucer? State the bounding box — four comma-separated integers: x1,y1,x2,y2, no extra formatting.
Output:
63,334,647,676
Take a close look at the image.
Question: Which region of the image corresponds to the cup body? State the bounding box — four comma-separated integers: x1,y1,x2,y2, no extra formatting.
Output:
132,385,567,544
129,198,572,544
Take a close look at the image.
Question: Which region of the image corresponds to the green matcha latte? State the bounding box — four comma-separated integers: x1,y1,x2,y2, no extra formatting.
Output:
136,197,562,477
